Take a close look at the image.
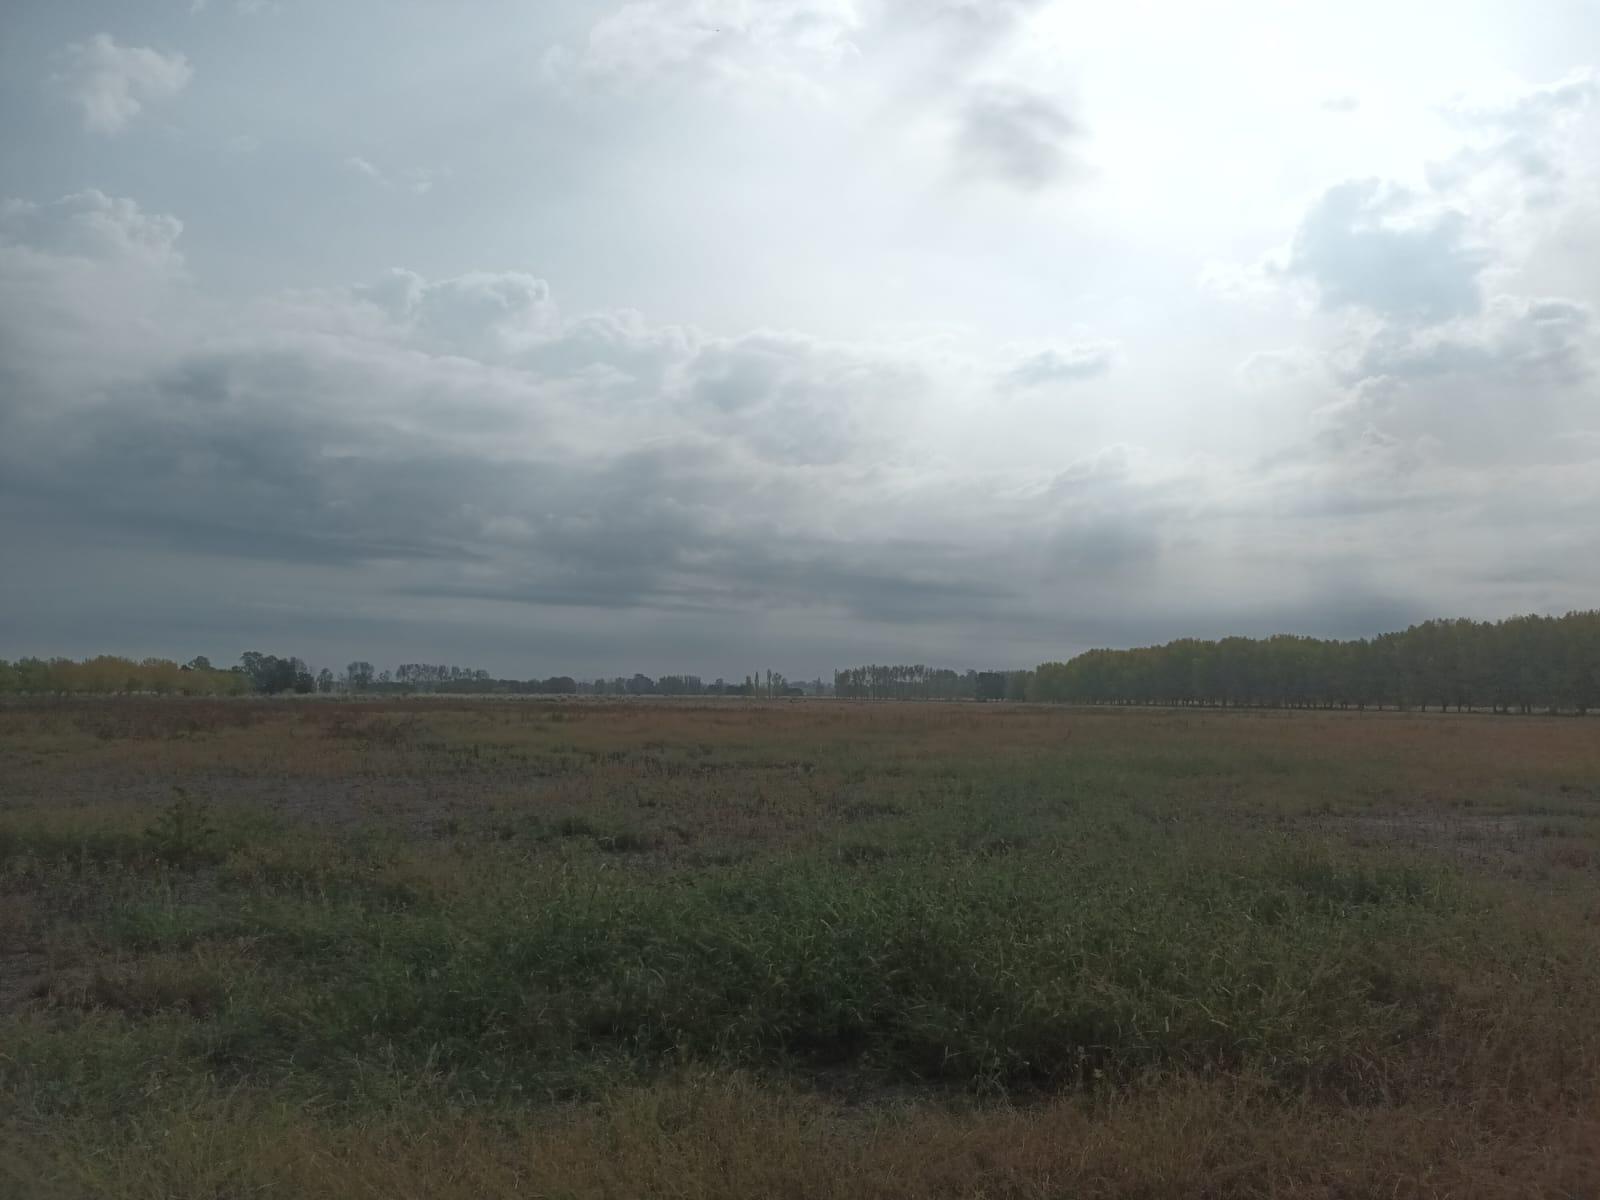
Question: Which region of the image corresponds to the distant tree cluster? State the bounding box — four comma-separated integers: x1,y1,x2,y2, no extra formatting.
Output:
1029,613,1600,713
583,672,819,697
239,651,317,695
330,662,822,699
336,666,820,697
834,665,1028,701
2,642,843,701
0,656,249,696
0,651,332,697
503,676,581,695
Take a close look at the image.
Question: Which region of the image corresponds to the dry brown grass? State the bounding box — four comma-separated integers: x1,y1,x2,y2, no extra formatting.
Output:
3,698,1599,1197
5,698,1596,846
8,1072,1598,1200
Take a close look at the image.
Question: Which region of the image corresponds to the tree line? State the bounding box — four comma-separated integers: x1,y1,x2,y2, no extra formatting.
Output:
837,613,1600,712
0,654,826,699
0,655,251,697
340,664,821,697
5,612,1598,711
1027,613,1600,713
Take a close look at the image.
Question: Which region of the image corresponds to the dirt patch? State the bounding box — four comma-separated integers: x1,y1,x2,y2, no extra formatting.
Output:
1321,811,1525,846
1313,807,1597,873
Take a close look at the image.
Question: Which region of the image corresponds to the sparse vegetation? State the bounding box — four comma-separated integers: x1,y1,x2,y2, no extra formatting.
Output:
2,697,1598,1196
142,788,217,866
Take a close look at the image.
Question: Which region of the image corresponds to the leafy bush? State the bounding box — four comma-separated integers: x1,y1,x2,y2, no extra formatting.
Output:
144,788,217,866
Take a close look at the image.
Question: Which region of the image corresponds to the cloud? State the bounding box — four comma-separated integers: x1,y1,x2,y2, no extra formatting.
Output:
954,83,1082,189
999,343,1116,389
899,0,1047,27
1428,69,1599,198
0,200,917,590
354,268,560,360
1285,179,1489,323
1197,259,1283,305
1,190,184,264
0,188,1188,665
0,191,189,402
191,0,278,13
1302,292,1598,473
4,173,1596,674
681,329,925,464
877,0,1048,67
345,156,443,195
1196,66,1600,624
1348,294,1593,389
544,0,860,93
58,34,192,134
1443,69,1598,140
1236,347,1327,388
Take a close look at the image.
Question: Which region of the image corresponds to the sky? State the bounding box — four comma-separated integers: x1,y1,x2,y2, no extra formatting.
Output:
1,0,1598,679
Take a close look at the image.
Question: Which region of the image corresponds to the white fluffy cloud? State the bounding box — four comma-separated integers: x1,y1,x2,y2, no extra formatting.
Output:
0,192,190,401
58,34,192,134
1430,68,1599,197
1184,64,1600,626
1221,70,1600,464
0,190,183,264
1286,180,1489,323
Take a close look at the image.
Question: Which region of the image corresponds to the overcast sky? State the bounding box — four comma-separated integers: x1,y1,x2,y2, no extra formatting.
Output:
1,1,1597,678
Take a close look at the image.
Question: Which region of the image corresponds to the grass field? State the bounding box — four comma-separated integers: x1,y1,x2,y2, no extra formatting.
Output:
2,697,1598,1198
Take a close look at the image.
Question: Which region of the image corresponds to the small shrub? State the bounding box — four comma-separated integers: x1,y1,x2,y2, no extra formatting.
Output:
553,816,599,839
144,788,217,866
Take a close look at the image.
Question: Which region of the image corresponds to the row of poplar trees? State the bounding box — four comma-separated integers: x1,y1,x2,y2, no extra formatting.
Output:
1030,612,1600,713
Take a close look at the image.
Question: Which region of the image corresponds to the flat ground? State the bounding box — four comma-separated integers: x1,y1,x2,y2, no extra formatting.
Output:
2,698,1598,1198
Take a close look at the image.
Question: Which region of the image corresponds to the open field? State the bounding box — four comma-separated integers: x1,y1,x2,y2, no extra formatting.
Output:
3,697,1599,1198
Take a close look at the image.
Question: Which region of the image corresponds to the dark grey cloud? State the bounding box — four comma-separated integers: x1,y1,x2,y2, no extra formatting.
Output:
1286,179,1489,322
955,84,1082,190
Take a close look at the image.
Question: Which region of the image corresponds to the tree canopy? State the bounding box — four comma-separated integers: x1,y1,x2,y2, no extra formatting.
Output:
1028,613,1600,713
